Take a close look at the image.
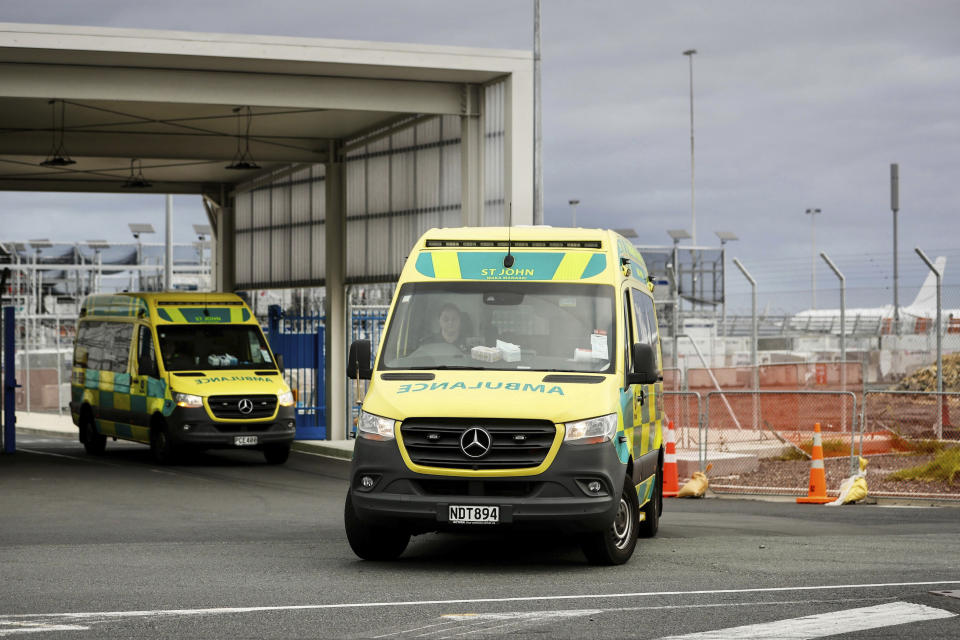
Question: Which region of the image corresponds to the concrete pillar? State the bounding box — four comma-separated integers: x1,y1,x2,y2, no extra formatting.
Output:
216,200,236,292
460,85,484,227
324,150,347,441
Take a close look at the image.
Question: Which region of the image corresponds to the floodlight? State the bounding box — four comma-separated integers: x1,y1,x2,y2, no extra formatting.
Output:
667,229,691,242
193,224,212,236
714,231,739,243
29,238,53,249
614,228,638,238
129,223,156,236
86,240,110,250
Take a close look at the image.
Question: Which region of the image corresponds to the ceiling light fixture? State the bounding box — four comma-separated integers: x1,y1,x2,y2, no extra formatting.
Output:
39,99,76,167
123,158,152,188
226,106,261,170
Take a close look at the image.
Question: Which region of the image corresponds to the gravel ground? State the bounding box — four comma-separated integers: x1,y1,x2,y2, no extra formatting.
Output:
711,451,960,499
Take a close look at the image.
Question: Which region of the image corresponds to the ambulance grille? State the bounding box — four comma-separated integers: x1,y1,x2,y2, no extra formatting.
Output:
400,419,557,469
207,394,277,419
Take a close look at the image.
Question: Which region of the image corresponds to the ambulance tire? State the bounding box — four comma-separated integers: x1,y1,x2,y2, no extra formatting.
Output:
80,410,106,456
150,419,179,465
580,474,639,565
637,461,662,539
263,443,291,465
344,493,410,561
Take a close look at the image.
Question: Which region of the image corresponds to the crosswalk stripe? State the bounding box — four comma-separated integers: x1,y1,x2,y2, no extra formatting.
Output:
659,601,956,640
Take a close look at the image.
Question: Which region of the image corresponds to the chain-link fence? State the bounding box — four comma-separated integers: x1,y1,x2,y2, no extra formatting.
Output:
860,391,960,499
662,391,702,478
686,361,864,394
701,390,858,496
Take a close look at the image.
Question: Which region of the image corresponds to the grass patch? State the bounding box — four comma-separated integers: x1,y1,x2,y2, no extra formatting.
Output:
775,438,850,461
887,446,960,485
887,434,947,455
777,447,807,461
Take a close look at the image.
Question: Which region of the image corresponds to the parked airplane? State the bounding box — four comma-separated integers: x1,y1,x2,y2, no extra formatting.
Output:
789,256,960,334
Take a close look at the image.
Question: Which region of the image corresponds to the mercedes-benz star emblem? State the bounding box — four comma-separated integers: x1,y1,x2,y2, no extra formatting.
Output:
237,398,254,415
460,427,492,458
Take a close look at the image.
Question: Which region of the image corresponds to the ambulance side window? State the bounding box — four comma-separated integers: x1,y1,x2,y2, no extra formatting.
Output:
622,290,633,375
631,288,660,367
137,326,158,377
102,323,133,374
83,322,106,370
73,323,90,367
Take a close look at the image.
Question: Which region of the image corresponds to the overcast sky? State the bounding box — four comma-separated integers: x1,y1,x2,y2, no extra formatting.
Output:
2,0,958,312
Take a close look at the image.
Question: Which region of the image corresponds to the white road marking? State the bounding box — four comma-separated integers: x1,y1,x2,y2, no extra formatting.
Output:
5,579,956,621
1,581,958,637
0,621,89,636
658,601,956,640
435,610,600,638
357,598,917,640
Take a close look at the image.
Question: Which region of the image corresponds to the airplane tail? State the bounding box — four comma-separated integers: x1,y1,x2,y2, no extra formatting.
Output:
908,256,946,311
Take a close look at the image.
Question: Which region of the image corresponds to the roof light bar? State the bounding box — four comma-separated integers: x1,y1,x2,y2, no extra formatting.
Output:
424,239,601,249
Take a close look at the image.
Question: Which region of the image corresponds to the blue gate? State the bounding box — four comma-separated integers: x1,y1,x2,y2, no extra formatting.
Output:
348,306,389,437
267,305,326,440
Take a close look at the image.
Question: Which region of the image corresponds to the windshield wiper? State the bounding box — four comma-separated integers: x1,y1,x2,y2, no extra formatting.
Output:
405,365,487,370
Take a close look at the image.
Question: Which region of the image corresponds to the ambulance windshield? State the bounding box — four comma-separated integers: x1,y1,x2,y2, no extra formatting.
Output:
157,325,276,371
379,282,616,373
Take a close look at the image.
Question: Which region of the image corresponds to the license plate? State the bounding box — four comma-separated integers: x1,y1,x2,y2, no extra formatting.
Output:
234,435,258,446
449,505,499,524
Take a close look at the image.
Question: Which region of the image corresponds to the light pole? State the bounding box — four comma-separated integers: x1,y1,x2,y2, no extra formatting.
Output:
805,208,821,308
683,49,697,244
193,224,212,291
533,0,543,225
668,229,691,368
568,199,580,227
165,195,173,291
129,223,155,292
733,257,759,430
715,231,738,337
891,164,900,334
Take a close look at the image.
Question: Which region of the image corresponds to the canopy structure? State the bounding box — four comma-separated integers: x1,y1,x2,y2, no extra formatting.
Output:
0,22,535,439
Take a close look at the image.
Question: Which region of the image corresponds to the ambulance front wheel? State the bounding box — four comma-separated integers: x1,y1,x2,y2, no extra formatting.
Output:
79,410,106,455
580,474,639,566
344,493,410,561
150,419,179,465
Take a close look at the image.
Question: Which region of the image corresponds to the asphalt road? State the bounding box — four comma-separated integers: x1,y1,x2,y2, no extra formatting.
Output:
1,434,958,639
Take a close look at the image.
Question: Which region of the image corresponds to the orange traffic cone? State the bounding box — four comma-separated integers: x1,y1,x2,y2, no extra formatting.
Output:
797,422,833,504
662,420,679,498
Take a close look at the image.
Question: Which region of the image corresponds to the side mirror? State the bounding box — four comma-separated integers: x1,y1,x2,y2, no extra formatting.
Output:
276,354,285,375
347,340,372,380
626,343,659,385
139,351,158,378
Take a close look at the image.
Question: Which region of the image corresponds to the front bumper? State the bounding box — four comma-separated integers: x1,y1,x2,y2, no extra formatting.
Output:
348,436,626,534
165,405,296,449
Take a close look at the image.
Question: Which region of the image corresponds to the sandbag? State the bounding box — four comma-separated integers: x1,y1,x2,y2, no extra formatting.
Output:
826,457,868,506
677,463,712,498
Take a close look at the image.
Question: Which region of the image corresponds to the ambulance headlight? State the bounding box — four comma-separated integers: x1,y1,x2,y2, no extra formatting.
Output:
564,413,618,445
277,390,295,407
358,411,395,441
174,393,203,408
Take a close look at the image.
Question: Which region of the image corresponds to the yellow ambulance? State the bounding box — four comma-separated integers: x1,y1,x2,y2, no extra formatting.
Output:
344,227,663,564
70,292,296,464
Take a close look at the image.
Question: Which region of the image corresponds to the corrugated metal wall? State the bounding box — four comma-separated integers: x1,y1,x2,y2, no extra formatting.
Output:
484,79,507,226
234,165,326,289
232,79,506,289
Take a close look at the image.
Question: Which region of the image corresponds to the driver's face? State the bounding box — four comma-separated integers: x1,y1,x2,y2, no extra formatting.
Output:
439,308,461,343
